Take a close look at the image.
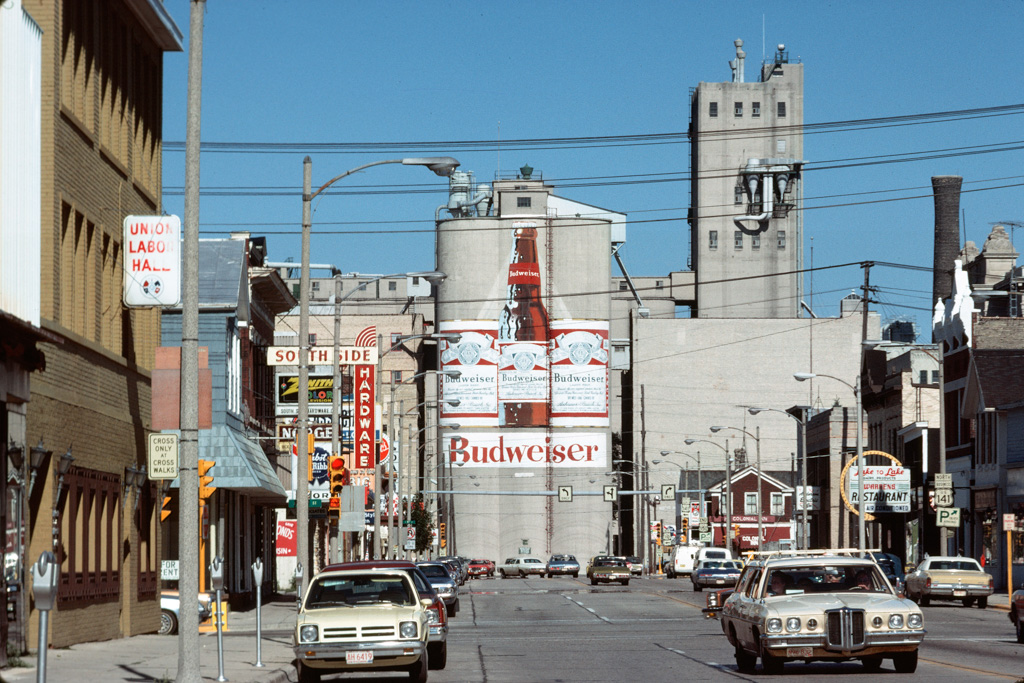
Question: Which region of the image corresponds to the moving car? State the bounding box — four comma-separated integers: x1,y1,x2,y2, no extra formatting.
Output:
904,555,993,607
1010,583,1024,643
294,567,431,683
869,552,906,594
702,587,736,619
467,559,495,578
158,589,214,636
625,556,643,576
691,559,743,592
588,556,631,586
499,556,546,578
416,561,460,617
666,545,700,579
323,560,449,670
720,550,925,674
546,554,580,578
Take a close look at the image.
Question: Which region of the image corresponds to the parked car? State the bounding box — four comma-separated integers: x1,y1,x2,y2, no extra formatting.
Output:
691,559,743,592
416,561,460,617
294,567,431,682
1009,583,1024,643
666,545,700,579
436,555,468,584
904,555,993,607
696,546,735,565
720,551,925,674
624,556,643,576
588,556,631,586
324,559,449,669
467,558,495,578
159,589,214,636
869,552,906,594
546,554,580,578
499,556,546,578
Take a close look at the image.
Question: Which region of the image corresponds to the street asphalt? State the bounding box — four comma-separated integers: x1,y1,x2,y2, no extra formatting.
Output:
1,595,299,683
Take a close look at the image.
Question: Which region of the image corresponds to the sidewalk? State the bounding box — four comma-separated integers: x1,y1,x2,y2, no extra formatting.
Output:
1,596,298,683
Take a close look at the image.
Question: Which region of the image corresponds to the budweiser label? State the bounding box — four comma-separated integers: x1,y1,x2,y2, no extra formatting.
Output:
550,320,610,426
444,431,607,468
507,263,541,285
498,341,549,402
439,321,499,426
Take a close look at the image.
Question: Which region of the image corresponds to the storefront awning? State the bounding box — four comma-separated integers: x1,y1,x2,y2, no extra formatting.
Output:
169,425,286,506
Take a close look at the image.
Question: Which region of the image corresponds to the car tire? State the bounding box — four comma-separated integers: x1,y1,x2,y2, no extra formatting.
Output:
919,595,930,607
297,660,321,683
977,596,987,609
1016,614,1024,644
693,583,702,592
452,599,459,616
500,570,506,578
760,649,784,675
590,577,597,586
428,641,448,670
158,610,177,636
861,655,883,672
962,597,975,607
621,580,629,586
892,649,918,673
734,641,756,673
407,652,428,682
573,573,578,578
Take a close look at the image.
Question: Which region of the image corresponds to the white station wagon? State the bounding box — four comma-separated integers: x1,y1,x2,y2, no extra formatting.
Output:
294,568,431,682
720,551,925,674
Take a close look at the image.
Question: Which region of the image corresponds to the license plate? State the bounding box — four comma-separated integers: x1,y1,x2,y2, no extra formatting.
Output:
953,590,966,597
716,579,725,584
787,647,813,658
346,651,373,664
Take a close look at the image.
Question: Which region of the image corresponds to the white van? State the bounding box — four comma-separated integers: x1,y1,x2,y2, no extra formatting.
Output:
666,545,701,579
695,547,734,566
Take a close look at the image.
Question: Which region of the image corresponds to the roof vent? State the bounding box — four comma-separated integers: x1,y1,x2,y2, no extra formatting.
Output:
520,164,534,180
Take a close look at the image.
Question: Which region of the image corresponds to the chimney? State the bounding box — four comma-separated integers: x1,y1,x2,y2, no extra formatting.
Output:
932,175,962,311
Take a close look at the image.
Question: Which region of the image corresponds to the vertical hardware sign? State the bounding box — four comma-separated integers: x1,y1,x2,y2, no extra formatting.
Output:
354,365,375,468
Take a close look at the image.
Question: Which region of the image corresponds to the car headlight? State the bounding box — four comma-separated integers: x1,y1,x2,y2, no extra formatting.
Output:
806,618,818,630
785,617,801,632
888,614,904,629
872,616,883,628
399,621,418,639
767,618,783,633
299,624,319,643
908,613,923,629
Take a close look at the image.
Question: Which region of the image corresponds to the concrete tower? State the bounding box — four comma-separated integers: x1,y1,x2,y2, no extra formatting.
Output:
689,40,804,318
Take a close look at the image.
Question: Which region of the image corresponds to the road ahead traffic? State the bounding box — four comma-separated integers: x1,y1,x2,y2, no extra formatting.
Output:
414,575,1023,682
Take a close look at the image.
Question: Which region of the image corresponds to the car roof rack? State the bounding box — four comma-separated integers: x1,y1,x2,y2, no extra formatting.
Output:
745,548,883,562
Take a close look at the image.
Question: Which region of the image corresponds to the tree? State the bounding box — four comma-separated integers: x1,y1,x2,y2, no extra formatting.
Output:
409,493,435,554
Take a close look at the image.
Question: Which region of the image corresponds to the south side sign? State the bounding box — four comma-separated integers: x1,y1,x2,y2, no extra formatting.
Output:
267,346,378,365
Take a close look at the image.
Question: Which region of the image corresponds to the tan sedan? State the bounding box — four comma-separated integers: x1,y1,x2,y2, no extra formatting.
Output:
904,556,993,608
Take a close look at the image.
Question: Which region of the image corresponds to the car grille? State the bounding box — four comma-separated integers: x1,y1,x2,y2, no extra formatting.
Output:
322,624,396,640
825,608,865,650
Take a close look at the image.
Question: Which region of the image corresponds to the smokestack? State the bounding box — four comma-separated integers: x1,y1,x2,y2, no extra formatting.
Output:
730,39,745,83
932,175,962,310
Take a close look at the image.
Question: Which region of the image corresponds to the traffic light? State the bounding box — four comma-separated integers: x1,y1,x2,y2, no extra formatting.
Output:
198,459,216,502
161,494,172,522
680,518,689,543
652,521,661,545
329,454,347,505
439,522,447,548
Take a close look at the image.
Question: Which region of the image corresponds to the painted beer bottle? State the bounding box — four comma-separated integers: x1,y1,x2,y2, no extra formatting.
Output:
498,222,550,426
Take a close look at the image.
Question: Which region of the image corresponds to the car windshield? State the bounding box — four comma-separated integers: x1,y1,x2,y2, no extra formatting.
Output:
471,559,489,564
597,559,625,567
306,575,413,608
929,560,982,571
764,565,889,596
524,559,543,564
418,565,452,579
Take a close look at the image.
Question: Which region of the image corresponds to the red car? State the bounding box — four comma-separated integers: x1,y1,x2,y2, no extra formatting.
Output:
467,558,495,578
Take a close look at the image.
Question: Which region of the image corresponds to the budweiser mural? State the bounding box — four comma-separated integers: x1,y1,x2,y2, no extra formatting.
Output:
439,222,610,435
443,432,606,468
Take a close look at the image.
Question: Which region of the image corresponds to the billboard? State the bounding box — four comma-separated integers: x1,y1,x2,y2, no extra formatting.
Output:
123,214,181,307
443,431,607,469
847,465,911,513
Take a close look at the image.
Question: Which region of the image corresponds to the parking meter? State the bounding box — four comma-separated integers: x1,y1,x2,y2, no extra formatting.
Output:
252,559,264,668
294,562,304,609
32,552,58,683
210,556,225,591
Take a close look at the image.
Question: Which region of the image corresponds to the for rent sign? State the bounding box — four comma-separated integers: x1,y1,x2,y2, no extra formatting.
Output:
123,215,181,307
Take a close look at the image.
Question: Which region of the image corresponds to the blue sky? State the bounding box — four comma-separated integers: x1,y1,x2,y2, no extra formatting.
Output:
160,1,1024,335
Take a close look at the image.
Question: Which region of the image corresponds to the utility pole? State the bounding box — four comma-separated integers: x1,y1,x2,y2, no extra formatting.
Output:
859,261,872,552
297,158,312,593
178,2,204,681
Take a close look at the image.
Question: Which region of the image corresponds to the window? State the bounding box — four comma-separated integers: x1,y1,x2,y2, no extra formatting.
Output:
388,281,397,291
932,370,940,384
58,468,122,603
734,231,743,249
778,101,787,117
709,230,718,250
308,333,317,346
311,281,320,290
745,492,758,514
655,280,664,289
709,102,718,118
752,234,760,250
517,197,532,208
777,230,786,249
752,101,761,117
734,186,744,205
734,102,743,117
391,370,403,384
919,370,928,385
771,493,784,516
390,332,402,345
618,281,628,291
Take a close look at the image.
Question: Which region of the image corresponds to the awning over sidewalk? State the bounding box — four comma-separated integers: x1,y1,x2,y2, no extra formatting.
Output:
170,425,286,505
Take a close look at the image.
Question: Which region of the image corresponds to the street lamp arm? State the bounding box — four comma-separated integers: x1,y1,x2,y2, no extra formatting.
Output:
684,438,726,453
710,425,757,440
309,159,403,202
794,371,855,393
309,157,459,203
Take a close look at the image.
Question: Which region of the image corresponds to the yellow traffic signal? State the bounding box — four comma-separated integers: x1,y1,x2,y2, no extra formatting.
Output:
161,495,172,522
198,459,216,502
439,522,446,547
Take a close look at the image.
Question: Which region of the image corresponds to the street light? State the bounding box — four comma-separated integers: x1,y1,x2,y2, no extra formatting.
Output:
795,371,865,553
748,406,811,549
685,437,733,550
711,425,762,552
298,155,459,586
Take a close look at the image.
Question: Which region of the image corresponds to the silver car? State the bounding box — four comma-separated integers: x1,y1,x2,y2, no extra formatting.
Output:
159,589,214,635
416,562,459,616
